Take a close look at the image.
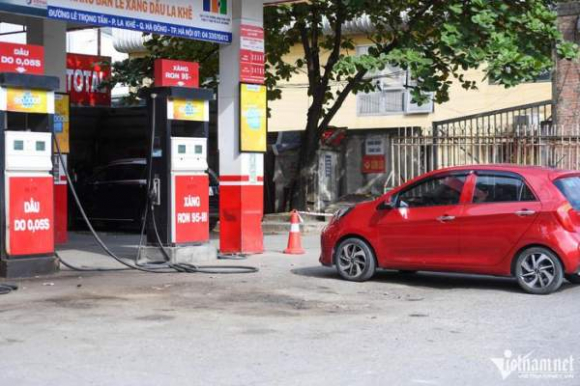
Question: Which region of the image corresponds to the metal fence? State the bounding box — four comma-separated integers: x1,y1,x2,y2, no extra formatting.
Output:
386,124,580,190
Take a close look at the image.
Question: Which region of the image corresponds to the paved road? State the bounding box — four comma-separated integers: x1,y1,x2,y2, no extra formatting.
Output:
1,232,579,386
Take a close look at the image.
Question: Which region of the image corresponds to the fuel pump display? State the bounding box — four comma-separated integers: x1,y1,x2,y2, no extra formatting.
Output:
0,73,60,278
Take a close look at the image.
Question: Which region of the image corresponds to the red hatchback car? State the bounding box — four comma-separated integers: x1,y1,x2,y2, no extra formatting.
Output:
320,165,580,294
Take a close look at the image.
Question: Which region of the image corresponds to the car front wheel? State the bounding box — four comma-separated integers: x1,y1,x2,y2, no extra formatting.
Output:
335,238,376,282
515,247,564,295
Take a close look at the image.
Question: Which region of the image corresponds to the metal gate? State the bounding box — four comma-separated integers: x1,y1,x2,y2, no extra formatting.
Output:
387,124,580,190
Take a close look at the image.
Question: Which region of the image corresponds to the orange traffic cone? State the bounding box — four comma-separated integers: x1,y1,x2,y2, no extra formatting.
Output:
284,210,305,255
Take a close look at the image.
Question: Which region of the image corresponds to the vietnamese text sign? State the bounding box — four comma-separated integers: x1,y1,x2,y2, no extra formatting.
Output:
362,155,385,174
7,176,54,256
173,174,209,243
240,83,267,153
0,42,44,75
0,0,47,17
66,53,111,107
154,59,199,88
168,99,208,122
0,88,54,114
48,0,232,44
240,24,265,84
54,94,70,153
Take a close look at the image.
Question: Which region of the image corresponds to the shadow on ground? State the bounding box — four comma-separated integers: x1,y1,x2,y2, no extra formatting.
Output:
291,266,577,294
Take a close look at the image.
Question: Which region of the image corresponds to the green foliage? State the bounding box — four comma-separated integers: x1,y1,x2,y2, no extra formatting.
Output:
266,0,578,121
104,34,218,104
109,1,578,122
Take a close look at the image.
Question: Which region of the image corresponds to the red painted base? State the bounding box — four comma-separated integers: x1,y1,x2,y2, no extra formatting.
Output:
219,181,263,254
54,184,68,245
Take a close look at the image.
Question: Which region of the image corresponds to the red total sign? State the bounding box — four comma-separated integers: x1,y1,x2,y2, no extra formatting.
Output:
173,175,209,244
0,42,44,75
7,176,54,256
154,59,199,88
66,53,111,107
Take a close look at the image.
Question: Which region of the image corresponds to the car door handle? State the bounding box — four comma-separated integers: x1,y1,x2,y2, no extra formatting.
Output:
437,215,456,222
515,209,536,217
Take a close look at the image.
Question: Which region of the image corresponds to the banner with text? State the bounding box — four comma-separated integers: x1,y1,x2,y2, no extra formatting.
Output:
240,24,265,84
0,42,44,75
240,83,267,153
54,93,70,153
48,0,232,44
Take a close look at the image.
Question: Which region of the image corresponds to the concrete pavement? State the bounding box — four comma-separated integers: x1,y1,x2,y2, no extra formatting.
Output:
0,232,579,386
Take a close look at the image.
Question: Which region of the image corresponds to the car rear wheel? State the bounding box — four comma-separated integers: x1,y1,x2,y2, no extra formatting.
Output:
565,274,580,284
335,238,376,282
515,247,564,295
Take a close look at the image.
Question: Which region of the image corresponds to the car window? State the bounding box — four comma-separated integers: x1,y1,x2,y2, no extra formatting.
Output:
554,176,580,210
473,175,536,203
398,175,466,208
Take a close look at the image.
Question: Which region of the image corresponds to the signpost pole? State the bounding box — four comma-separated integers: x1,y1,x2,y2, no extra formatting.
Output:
218,0,265,254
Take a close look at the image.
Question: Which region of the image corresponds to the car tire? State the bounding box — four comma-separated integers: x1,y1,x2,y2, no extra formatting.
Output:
515,247,564,295
335,238,376,282
565,274,580,284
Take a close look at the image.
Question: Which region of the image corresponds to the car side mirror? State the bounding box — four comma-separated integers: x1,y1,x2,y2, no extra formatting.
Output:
377,200,395,211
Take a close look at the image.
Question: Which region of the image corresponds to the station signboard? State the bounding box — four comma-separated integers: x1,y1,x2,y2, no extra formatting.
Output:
47,0,232,44
0,43,44,75
66,53,111,107
154,59,199,88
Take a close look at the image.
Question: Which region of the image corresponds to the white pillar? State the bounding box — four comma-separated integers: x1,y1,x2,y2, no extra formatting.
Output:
218,0,264,254
26,18,67,91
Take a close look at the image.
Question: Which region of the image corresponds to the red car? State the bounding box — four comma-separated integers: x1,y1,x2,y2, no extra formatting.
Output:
320,165,580,294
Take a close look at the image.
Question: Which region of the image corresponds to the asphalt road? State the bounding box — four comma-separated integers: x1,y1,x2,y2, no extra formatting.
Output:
0,232,578,386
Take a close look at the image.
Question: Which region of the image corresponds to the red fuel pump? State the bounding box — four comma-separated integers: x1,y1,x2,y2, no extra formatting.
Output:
0,73,60,278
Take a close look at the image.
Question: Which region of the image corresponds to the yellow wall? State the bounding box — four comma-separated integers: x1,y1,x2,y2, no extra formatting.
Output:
268,37,552,132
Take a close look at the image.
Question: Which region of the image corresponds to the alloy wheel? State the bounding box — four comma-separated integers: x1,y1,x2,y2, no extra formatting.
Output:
519,252,557,290
337,243,367,278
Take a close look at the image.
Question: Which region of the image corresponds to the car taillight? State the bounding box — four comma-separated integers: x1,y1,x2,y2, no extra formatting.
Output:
556,203,579,232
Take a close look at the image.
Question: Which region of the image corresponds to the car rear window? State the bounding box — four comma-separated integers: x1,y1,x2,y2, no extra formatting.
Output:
554,177,580,210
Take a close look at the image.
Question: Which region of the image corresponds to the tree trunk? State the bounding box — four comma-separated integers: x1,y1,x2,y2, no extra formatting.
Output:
290,110,321,211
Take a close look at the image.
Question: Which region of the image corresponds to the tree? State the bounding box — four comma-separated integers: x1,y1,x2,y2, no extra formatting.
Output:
107,1,578,210
264,0,578,210
105,34,219,103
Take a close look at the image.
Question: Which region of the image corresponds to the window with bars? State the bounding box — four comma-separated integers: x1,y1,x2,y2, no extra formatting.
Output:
356,45,433,116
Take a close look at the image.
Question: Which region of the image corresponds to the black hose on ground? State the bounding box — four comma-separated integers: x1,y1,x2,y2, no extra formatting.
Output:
0,283,18,295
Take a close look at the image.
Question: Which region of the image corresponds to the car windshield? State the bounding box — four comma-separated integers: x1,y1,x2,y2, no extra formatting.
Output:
554,176,580,210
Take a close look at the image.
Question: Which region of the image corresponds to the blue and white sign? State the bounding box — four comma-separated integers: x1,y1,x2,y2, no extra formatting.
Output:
47,0,232,44
0,0,47,17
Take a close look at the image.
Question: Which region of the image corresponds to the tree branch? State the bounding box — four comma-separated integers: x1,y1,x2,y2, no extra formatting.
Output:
317,0,440,132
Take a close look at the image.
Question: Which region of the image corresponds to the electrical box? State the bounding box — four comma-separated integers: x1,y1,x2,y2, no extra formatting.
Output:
5,131,52,173
171,137,208,172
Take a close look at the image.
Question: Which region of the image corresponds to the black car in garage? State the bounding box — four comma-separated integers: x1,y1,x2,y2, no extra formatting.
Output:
75,158,219,231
